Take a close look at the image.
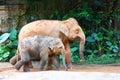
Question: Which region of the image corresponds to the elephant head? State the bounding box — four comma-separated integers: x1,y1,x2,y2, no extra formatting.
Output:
60,18,86,62
48,38,65,54
47,38,67,70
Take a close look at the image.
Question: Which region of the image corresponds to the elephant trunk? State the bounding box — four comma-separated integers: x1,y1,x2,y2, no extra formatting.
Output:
79,32,85,62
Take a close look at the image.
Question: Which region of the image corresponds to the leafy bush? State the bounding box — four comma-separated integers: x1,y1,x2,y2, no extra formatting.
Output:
49,0,120,64
85,27,119,55
0,28,18,62
85,53,116,64
1,0,120,64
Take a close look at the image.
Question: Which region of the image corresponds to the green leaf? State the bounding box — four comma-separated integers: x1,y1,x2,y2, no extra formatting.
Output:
106,41,112,46
92,33,103,41
86,36,95,42
96,33,103,41
79,11,89,17
71,47,78,53
12,40,18,46
94,19,101,24
2,52,10,58
9,28,17,40
0,46,7,53
113,48,118,53
91,33,97,37
0,57,3,61
93,50,98,53
86,50,92,53
0,33,10,43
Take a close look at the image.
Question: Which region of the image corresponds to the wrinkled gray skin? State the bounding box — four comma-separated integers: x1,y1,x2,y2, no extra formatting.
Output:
13,36,67,72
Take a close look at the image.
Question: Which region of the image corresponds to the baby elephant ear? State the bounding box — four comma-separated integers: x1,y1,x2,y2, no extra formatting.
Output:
48,42,53,50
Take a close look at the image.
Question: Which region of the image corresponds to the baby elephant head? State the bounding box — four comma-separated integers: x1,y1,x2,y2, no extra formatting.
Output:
48,38,65,54
48,38,67,70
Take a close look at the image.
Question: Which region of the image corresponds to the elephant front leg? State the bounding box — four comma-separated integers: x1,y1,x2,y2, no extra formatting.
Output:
64,41,72,69
39,54,48,71
51,55,61,70
46,57,53,70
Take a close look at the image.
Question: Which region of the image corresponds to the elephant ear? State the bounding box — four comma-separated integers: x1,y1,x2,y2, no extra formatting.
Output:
64,18,78,25
59,26,69,38
47,40,54,50
60,18,78,37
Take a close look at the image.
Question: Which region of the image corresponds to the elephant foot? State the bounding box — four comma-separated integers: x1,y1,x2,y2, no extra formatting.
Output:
28,61,33,68
28,64,33,68
14,64,21,70
80,59,84,64
46,65,53,70
67,63,72,69
23,67,30,72
9,57,17,65
23,65,30,72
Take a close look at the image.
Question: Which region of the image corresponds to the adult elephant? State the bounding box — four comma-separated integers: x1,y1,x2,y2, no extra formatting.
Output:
18,18,85,68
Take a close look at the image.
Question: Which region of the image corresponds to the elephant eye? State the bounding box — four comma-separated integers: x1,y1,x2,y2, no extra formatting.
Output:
75,29,79,34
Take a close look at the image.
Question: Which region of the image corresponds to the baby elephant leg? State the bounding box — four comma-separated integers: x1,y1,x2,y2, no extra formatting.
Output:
10,55,18,65
51,55,61,70
10,55,33,68
15,60,24,70
28,60,33,68
22,53,31,72
23,61,30,72
46,57,53,70
15,52,30,72
10,54,21,65
39,54,48,71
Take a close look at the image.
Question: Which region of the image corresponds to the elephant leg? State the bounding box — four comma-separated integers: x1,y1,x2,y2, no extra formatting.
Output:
28,60,33,68
10,55,18,65
46,57,53,70
51,55,60,70
39,59,47,71
14,60,24,70
23,62,30,72
39,54,48,71
19,52,30,72
64,41,72,69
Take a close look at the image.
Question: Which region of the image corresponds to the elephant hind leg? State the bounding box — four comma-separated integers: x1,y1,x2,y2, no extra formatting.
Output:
14,60,24,70
10,55,18,65
15,52,31,72
23,62,30,72
28,60,33,68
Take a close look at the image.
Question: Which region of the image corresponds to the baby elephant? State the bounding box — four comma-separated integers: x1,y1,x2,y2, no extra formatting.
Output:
14,36,67,72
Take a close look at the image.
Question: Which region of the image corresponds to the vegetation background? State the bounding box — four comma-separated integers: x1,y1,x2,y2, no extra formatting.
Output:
0,0,120,64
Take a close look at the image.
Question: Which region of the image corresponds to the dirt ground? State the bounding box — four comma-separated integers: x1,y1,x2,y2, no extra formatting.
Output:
0,62,120,73
0,62,120,80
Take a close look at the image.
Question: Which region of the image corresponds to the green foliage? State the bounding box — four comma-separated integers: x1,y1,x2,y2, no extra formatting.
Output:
0,28,18,62
0,33,10,43
1,0,120,64
85,27,119,55
49,0,120,64
85,53,116,64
